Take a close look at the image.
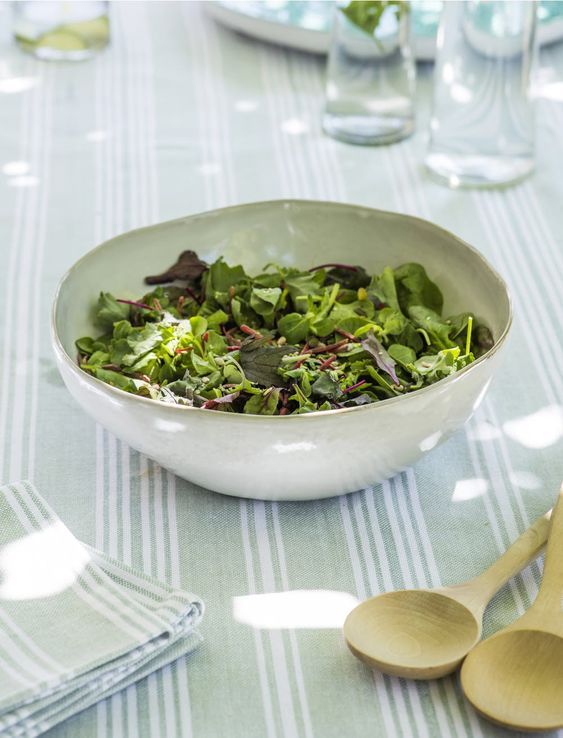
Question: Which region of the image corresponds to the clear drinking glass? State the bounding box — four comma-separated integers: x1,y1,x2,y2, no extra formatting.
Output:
13,1,110,61
425,0,537,188
322,1,415,145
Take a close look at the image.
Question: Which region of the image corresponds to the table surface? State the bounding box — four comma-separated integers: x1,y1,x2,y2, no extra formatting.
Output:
1,2,562,737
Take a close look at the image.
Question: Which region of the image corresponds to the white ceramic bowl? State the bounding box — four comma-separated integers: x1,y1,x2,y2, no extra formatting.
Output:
52,200,511,501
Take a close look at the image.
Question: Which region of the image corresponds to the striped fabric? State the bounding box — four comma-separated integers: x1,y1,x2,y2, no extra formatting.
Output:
0,2,562,737
0,482,203,737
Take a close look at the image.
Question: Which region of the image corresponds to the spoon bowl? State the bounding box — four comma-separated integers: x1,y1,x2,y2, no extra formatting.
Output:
461,629,563,731
344,590,480,679
343,512,550,679
460,485,563,732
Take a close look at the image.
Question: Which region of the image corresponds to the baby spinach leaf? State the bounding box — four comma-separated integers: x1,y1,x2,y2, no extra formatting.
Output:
76,336,95,355
311,317,337,338
250,287,282,320
205,258,247,296
231,297,259,328
395,322,423,353
284,273,322,308
388,343,416,367
379,266,402,313
191,353,217,376
394,263,443,314
277,313,311,343
116,323,163,367
253,272,283,289
206,309,229,329
408,305,456,350
188,315,208,337
89,367,138,393
95,292,130,331
311,373,343,401
378,307,407,336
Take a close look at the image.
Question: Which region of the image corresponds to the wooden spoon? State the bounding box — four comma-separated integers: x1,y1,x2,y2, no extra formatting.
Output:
461,486,563,732
343,510,551,679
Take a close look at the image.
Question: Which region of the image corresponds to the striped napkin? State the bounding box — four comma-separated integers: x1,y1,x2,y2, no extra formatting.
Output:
0,481,203,738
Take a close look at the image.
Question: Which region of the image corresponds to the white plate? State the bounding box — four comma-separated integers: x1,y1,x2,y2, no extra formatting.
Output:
205,0,563,61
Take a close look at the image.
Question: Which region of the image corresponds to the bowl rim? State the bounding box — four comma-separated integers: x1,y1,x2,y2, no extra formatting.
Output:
51,199,513,422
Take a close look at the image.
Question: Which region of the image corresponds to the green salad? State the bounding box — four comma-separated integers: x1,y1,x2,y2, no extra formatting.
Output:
75,251,493,415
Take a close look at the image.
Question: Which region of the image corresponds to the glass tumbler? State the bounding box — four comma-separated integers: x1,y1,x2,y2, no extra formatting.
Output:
13,1,110,61
323,1,415,145
425,0,537,188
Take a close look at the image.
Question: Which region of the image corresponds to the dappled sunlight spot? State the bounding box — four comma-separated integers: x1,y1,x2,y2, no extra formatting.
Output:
86,129,109,142
468,421,501,442
233,589,360,629
234,99,258,113
451,84,472,104
273,440,316,454
503,405,563,449
533,66,563,101
538,82,563,102
2,161,30,176
419,431,442,452
281,117,309,136
8,175,39,188
509,470,542,491
452,478,489,502
442,62,455,84
198,162,221,176
0,521,90,600
0,77,38,94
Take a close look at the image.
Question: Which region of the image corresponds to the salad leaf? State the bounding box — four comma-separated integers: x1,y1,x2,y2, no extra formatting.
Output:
361,331,400,385
76,251,493,415
277,313,311,343
243,388,281,415
145,250,208,285
239,339,295,387
311,373,344,401
341,1,404,37
394,263,443,314
408,305,457,350
95,292,130,331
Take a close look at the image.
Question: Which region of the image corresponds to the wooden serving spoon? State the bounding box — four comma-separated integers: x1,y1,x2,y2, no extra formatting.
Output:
461,486,563,732
343,510,551,679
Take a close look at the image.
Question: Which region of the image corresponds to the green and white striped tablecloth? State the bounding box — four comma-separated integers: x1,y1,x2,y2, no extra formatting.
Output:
0,2,562,737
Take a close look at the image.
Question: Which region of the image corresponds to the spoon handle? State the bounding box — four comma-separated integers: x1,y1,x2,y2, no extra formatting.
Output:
534,485,563,614
467,509,551,610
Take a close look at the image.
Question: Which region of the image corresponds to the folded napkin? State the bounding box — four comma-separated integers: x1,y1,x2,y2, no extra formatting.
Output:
0,481,203,738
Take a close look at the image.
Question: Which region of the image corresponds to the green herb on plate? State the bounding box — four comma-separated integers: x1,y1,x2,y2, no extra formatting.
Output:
341,1,407,37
